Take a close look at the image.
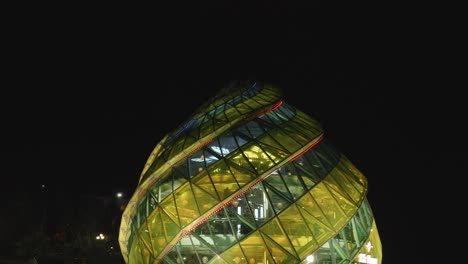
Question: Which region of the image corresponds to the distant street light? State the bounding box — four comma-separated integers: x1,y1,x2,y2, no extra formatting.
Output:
96,233,105,240
116,192,123,198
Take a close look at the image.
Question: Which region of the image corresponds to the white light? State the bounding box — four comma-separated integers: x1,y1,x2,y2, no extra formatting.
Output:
306,255,314,263
358,253,378,264
210,146,230,155
365,241,373,252
116,192,123,198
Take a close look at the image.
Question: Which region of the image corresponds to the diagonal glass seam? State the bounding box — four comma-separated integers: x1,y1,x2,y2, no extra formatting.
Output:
153,135,325,262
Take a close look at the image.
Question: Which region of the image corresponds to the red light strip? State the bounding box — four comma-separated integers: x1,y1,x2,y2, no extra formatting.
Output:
270,100,283,111
156,134,324,262
157,176,268,263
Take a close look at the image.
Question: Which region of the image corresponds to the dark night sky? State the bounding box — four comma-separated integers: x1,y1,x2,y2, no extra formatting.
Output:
2,3,462,263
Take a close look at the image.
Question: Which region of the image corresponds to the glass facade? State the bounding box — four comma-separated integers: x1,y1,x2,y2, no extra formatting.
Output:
119,81,382,264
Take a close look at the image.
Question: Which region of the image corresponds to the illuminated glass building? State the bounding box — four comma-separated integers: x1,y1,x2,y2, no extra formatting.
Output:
119,81,382,264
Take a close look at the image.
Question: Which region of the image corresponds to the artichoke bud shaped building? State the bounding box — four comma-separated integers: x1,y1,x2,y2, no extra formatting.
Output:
119,81,382,264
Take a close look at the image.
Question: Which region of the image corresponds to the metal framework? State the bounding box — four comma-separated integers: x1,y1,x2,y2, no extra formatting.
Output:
119,81,382,264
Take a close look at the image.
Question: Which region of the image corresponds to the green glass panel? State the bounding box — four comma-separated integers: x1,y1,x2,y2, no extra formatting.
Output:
260,109,286,126
296,205,332,248
137,196,148,226
252,95,272,106
263,183,292,214
340,167,366,199
212,208,239,245
295,111,319,129
338,225,358,255
283,119,316,139
310,183,348,231
174,161,191,182
236,121,261,140
258,142,289,165
300,152,329,179
261,231,299,264
188,148,206,175
207,161,240,200
325,182,357,218
275,103,296,119
259,218,296,256
231,130,252,148
218,244,245,264
296,193,333,231
211,226,234,253
238,199,257,230
257,132,291,154
127,231,135,259
280,124,311,146
128,237,146,264
225,160,256,187
192,171,219,200
278,205,316,258
329,168,361,204
149,181,161,203
299,173,319,190
227,149,257,176
315,153,338,174
174,184,200,227
225,105,244,122
339,157,367,190
235,102,256,115
188,127,201,141
243,98,265,111
240,143,274,175
148,191,158,213
158,177,174,203
137,234,153,263
283,174,306,200
183,233,218,262
172,169,188,193
193,221,214,237
159,194,180,226
354,220,370,242
213,117,227,131
239,188,261,227
167,135,187,160
138,220,153,255
352,210,367,237
191,183,220,214
240,231,267,264
182,134,198,150
170,239,201,264
223,205,246,240
147,209,166,256
288,162,321,190
200,119,215,138
263,128,302,153
250,184,276,224
325,171,357,205
160,209,181,245
140,155,166,183
264,174,290,198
